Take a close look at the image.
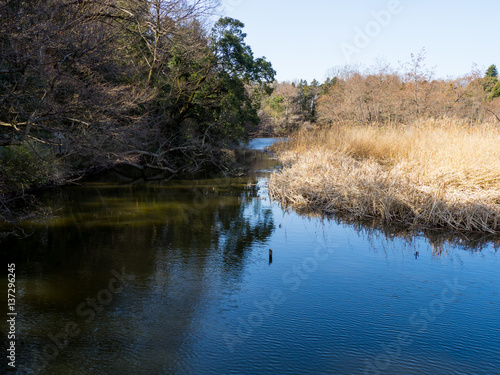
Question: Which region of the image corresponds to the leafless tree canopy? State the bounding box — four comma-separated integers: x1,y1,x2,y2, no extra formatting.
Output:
317,55,499,126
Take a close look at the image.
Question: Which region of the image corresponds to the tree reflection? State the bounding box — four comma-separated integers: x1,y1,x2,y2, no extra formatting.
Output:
0,155,276,374
286,209,500,257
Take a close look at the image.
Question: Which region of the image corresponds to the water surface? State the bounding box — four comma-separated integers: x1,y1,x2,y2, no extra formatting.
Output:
1,139,499,375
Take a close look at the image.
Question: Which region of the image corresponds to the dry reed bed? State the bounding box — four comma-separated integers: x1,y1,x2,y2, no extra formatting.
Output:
269,119,500,233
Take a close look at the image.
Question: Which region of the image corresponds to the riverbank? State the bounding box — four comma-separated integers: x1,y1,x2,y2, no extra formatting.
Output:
269,118,500,233
0,141,262,233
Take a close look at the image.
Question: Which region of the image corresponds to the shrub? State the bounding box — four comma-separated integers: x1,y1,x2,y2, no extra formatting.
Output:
0,143,63,194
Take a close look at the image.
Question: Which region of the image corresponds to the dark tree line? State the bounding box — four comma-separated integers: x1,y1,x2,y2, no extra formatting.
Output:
0,1,274,207
0,0,275,226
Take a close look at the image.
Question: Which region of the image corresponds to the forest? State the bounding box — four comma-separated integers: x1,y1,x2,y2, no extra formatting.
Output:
0,0,275,225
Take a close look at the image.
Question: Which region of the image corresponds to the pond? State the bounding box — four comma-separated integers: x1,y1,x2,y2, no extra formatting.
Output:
1,139,499,375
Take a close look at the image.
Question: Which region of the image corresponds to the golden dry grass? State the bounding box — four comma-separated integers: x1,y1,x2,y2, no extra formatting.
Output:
269,118,500,233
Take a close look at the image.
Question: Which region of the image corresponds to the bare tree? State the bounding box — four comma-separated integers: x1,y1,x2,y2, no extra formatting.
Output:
317,55,495,127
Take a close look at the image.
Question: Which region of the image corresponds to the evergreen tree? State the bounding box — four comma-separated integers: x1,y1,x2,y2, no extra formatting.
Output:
485,64,498,78
321,77,337,95
487,80,500,102
483,65,499,94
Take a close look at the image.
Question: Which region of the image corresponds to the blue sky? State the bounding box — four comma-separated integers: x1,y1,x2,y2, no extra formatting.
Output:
221,0,500,82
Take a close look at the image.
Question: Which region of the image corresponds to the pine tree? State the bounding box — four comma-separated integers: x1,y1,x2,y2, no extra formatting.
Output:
485,64,498,78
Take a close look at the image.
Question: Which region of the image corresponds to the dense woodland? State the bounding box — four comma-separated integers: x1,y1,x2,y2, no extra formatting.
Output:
1,0,500,227
0,0,275,225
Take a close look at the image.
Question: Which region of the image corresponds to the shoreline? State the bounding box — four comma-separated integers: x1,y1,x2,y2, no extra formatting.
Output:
0,142,273,231
268,120,500,234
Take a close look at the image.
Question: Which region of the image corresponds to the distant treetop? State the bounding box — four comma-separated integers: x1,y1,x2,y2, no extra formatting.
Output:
485,64,498,78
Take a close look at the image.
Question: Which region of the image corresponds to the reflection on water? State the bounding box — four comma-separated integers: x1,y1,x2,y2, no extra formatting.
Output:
1,139,499,375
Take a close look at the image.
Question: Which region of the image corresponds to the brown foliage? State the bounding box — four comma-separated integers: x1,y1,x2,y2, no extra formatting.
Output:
269,119,500,233
317,60,497,126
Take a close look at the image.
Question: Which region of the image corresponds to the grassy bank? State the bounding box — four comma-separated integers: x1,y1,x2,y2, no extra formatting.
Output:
269,118,500,233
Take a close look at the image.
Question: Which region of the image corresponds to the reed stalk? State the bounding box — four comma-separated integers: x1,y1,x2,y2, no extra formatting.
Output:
269,118,500,233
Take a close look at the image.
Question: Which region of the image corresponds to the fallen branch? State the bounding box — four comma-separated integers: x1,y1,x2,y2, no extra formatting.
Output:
485,107,500,123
